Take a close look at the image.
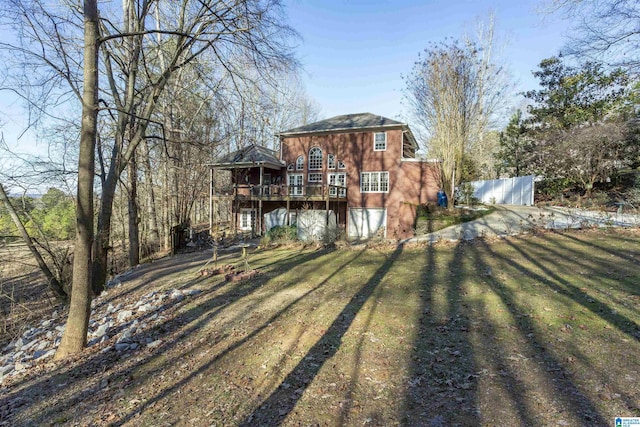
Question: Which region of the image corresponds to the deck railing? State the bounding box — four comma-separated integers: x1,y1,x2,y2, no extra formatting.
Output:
213,184,346,199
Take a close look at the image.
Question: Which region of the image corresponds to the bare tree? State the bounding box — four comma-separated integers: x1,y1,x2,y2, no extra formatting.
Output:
404,20,508,206
548,0,640,72
2,0,299,356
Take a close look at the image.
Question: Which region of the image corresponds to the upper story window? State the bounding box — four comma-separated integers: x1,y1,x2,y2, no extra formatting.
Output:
308,173,322,183
338,160,346,169
374,132,387,151
360,171,389,193
296,156,304,170
308,147,322,170
287,163,294,171
327,154,336,169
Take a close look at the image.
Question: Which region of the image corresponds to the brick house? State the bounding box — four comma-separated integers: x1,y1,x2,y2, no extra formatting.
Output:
209,113,439,240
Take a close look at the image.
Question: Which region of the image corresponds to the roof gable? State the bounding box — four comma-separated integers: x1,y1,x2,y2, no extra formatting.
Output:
278,113,406,136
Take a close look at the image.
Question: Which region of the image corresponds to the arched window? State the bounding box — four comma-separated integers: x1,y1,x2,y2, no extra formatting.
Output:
308,147,322,170
296,156,304,170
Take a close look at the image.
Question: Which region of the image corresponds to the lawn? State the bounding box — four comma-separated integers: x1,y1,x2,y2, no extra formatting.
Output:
1,229,639,426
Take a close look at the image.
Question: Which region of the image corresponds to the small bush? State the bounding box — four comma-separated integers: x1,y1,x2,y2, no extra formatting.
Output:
455,182,479,206
261,225,297,245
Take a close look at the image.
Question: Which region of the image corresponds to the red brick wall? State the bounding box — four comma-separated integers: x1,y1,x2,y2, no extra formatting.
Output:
280,129,439,239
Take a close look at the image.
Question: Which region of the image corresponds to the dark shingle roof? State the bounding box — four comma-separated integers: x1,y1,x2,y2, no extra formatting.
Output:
210,144,283,169
278,113,406,136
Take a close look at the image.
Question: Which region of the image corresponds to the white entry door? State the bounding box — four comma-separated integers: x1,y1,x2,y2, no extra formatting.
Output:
239,209,255,231
348,208,387,239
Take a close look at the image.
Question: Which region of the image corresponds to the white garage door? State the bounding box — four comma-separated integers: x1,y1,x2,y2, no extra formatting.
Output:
348,208,387,239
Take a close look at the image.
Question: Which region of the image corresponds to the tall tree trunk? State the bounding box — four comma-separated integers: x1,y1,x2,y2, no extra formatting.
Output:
128,153,140,266
0,183,68,302
55,0,99,359
141,139,160,242
162,154,171,250
92,148,120,296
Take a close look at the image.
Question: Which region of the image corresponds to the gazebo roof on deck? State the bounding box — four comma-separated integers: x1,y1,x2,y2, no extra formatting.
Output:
209,144,284,170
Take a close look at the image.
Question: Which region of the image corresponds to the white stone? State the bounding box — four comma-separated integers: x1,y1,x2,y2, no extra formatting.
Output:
41,319,53,328
35,340,49,351
137,304,154,313
106,303,116,314
117,329,133,344
14,362,30,372
21,340,38,352
0,364,14,376
94,323,110,338
13,338,24,351
170,290,184,302
182,289,202,296
117,310,133,322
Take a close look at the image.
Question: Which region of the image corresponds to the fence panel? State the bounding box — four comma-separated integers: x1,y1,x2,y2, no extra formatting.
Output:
468,175,535,205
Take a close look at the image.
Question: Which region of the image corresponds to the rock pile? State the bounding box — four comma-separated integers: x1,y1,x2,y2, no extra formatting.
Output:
0,286,202,384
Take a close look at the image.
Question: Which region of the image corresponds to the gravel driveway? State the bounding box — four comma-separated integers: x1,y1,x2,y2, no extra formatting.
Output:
409,205,640,243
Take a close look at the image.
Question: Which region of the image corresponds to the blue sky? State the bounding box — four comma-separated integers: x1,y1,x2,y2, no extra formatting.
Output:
0,0,573,159
285,0,573,122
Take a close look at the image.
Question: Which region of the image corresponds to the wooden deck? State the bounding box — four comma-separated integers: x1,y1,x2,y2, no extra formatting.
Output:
211,184,347,203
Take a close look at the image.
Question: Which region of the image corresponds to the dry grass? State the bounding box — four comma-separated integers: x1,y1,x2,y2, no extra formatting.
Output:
1,229,639,426
0,242,62,346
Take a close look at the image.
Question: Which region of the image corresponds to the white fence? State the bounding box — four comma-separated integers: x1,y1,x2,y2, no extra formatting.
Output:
468,175,535,206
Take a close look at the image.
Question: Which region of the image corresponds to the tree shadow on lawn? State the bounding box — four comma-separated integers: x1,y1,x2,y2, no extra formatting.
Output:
502,234,640,341
239,245,405,426
471,239,607,425
0,246,336,426
110,247,365,426
402,236,613,425
401,242,479,426
549,230,640,297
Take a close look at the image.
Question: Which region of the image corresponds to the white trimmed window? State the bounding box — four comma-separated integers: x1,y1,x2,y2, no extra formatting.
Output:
308,147,322,170
338,160,346,169
360,172,389,193
288,173,304,196
327,154,336,169
374,132,387,151
296,156,304,170
308,173,322,183
287,163,294,171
